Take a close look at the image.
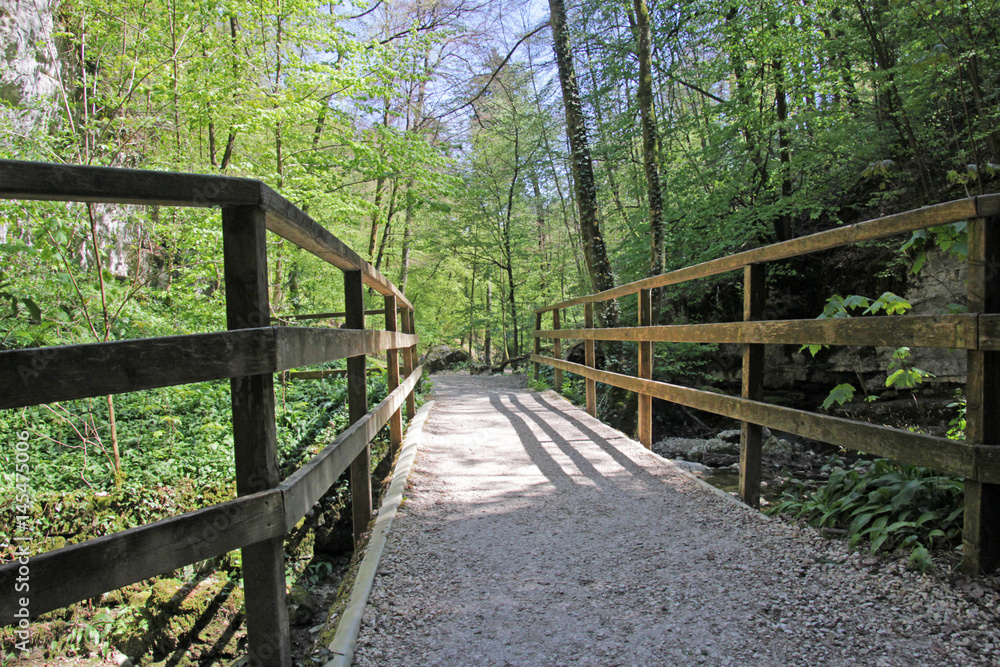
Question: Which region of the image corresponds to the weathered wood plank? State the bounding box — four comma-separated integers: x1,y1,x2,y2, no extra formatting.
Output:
279,366,423,528
740,264,766,508
344,271,372,548
0,161,411,311
402,308,417,420
385,296,403,457
535,314,978,348
222,205,290,667
963,217,1000,574
274,328,417,369
0,326,416,410
534,312,543,382
0,159,263,207
978,314,1000,349
271,309,385,322
638,289,652,448
287,368,381,380
978,194,1000,218
531,354,978,479
0,329,276,410
0,490,284,626
536,198,978,312
553,309,562,391
261,186,411,309
584,303,596,417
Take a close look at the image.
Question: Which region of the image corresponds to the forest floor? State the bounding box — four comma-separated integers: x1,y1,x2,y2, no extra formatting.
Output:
351,372,1000,666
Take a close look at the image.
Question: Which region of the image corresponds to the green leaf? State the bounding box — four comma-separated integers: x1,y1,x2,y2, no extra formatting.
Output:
22,297,42,322
821,384,855,410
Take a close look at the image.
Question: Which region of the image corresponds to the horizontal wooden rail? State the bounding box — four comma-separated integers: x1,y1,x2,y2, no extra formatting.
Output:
272,309,386,322
0,160,412,309
279,366,422,528
0,327,417,410
0,366,422,626
275,328,416,369
0,490,285,623
534,313,996,349
536,195,1000,313
286,368,380,380
533,354,994,481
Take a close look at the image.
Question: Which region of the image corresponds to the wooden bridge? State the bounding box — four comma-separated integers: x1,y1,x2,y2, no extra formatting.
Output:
0,161,999,665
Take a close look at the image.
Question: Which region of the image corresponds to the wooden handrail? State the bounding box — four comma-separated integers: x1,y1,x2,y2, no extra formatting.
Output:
534,313,988,349
535,195,999,313
0,327,418,410
0,159,412,309
533,195,1000,576
0,161,422,666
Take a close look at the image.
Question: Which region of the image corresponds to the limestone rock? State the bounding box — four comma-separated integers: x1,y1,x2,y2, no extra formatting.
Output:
420,344,470,373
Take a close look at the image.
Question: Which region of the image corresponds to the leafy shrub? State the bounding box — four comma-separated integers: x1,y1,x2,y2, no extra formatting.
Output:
767,456,963,571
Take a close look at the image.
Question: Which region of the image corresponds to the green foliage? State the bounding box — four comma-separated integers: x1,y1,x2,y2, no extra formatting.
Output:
946,391,967,440
528,377,549,392
768,457,964,570
901,221,968,274
652,343,719,385
820,384,856,410
885,347,933,389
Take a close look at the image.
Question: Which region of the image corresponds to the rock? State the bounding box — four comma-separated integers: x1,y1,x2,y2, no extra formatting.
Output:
652,437,706,460
716,429,741,444
672,459,711,475
420,345,470,373
688,438,741,465
763,436,795,460
469,362,491,375
565,341,606,367
288,584,318,626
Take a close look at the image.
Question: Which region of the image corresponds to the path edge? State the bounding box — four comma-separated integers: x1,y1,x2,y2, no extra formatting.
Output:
323,399,435,667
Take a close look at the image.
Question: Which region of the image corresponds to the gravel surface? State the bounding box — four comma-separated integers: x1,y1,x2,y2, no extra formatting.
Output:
352,373,1000,666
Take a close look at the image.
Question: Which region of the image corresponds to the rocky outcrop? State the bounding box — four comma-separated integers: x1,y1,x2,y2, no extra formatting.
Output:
0,0,60,134
420,344,470,373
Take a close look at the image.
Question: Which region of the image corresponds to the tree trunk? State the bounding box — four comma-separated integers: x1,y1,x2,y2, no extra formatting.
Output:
485,280,492,364
548,0,620,329
548,0,631,432
774,55,793,242
633,0,666,318
399,187,413,294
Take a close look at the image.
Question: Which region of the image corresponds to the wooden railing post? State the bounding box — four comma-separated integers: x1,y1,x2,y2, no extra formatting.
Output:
553,308,562,391
402,307,416,420
534,311,542,381
344,270,372,547
384,296,403,458
221,205,291,667
584,302,596,416
739,263,766,508
638,289,653,448
963,216,1000,573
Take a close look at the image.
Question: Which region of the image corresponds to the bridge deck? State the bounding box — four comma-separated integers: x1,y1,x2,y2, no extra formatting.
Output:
350,374,997,666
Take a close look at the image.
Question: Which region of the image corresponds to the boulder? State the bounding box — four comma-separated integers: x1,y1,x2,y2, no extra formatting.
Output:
420,344,470,373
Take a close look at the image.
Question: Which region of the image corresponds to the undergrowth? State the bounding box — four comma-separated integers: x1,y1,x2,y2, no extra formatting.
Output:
767,456,964,572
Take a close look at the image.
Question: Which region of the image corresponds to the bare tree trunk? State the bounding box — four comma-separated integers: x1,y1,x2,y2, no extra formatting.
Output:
399,188,413,294
485,280,492,364
774,55,793,241
548,0,620,329
632,0,665,318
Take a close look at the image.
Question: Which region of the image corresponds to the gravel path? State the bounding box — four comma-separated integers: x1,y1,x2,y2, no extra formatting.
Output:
352,374,1000,666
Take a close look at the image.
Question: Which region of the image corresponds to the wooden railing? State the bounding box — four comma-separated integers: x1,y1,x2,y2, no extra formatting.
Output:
0,160,421,666
533,194,1000,575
